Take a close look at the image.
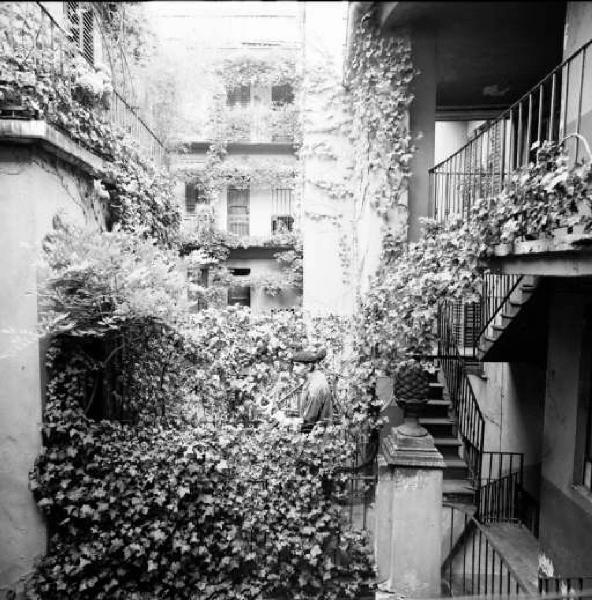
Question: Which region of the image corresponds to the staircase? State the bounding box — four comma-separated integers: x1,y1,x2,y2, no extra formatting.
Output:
421,370,475,505
479,275,541,361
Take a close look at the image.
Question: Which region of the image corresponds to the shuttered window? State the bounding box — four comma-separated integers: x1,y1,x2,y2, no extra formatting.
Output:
227,85,250,108
185,182,207,215
65,2,95,65
227,187,250,236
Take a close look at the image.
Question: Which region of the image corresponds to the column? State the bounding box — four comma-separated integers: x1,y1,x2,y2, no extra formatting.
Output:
376,405,445,598
407,26,437,242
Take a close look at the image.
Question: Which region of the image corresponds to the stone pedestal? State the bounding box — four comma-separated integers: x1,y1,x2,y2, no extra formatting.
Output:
377,417,445,598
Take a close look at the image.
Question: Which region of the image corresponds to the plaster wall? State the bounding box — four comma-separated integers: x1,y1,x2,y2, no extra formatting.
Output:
0,146,103,594
301,1,355,316
145,2,301,143
469,362,545,488
538,288,592,575
407,27,436,241
172,152,298,237
225,257,300,313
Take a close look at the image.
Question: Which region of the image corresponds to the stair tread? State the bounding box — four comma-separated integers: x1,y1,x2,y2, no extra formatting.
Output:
443,479,474,494
433,437,461,446
481,523,539,594
427,399,450,405
444,457,468,467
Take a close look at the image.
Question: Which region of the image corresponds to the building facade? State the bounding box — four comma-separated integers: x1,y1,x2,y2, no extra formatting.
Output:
0,2,165,593
149,1,303,313
352,0,592,592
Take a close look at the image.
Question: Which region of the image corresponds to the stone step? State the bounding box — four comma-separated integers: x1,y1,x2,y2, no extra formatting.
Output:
443,457,469,480
434,436,462,458
443,479,475,503
428,382,444,400
424,399,451,419
420,417,455,437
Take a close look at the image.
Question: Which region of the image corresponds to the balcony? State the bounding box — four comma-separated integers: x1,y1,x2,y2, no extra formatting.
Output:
223,104,298,144
429,36,592,359
0,2,165,165
430,37,592,230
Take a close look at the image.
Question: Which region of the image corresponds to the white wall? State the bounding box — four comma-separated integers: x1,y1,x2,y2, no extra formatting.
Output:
226,257,300,313
0,146,104,593
301,1,355,317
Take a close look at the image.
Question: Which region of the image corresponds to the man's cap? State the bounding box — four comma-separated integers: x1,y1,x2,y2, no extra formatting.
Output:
291,347,327,364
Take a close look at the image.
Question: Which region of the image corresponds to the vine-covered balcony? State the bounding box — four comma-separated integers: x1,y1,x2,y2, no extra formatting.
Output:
0,1,165,165
222,104,298,144
430,36,592,256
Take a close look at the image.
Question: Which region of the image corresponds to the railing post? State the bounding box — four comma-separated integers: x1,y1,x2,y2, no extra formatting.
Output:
377,407,446,597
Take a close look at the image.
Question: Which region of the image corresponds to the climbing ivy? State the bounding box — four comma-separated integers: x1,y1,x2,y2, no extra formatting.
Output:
27,220,373,599
348,8,415,220
0,2,180,245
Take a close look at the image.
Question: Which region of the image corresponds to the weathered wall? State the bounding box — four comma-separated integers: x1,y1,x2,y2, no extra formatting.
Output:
539,286,592,575
407,26,436,241
469,362,545,490
0,145,104,594
225,255,300,313
301,1,355,317
145,1,301,143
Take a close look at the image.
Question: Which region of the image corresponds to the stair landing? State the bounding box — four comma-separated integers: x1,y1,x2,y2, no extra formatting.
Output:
481,522,539,594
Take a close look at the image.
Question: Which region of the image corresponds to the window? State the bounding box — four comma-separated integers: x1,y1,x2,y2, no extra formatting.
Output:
271,188,294,233
187,267,208,309
65,2,95,65
227,85,251,108
227,187,250,236
451,301,481,351
185,182,207,215
271,84,294,106
228,268,251,308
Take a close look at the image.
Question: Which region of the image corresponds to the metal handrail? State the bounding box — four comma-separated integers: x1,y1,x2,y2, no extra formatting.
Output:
430,35,592,223
2,2,166,164
442,502,531,597
438,302,486,487
479,274,524,343
431,36,592,173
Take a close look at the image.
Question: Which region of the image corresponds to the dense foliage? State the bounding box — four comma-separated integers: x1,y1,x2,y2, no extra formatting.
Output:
348,9,415,220
0,1,180,245
28,220,370,599
472,138,592,248
215,54,298,90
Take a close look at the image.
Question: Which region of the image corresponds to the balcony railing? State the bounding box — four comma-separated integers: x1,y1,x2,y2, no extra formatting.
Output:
430,37,592,223
0,2,166,165
223,105,297,144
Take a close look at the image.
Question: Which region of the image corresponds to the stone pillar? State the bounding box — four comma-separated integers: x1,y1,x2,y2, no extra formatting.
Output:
377,403,445,598
407,26,437,242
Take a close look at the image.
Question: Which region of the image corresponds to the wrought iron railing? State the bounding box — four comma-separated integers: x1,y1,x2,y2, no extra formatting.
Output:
439,302,486,487
479,452,526,526
430,37,592,223
540,577,592,599
442,503,530,597
479,274,524,349
0,2,165,164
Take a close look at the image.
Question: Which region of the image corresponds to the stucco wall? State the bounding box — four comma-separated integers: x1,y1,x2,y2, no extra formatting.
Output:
538,287,592,575
0,145,104,594
225,256,300,313
469,362,545,490
301,2,356,317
